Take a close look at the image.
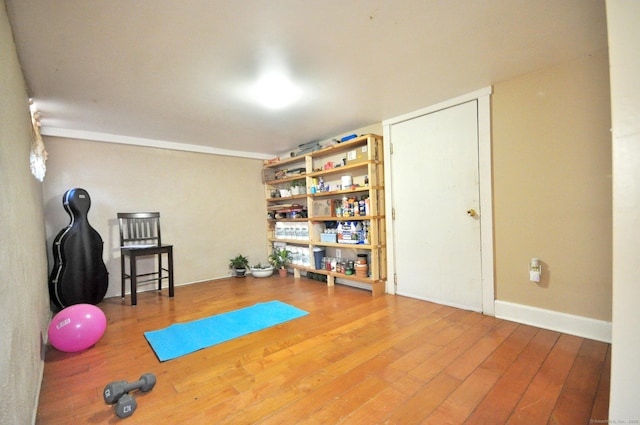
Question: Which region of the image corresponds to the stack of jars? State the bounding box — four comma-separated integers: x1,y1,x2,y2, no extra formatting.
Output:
321,257,355,275
355,254,368,278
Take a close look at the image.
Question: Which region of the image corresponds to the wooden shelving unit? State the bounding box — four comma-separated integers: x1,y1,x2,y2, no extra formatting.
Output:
263,134,386,296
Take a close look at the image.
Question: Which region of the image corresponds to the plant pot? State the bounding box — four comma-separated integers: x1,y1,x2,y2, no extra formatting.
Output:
234,268,246,277
278,268,288,277
250,266,274,278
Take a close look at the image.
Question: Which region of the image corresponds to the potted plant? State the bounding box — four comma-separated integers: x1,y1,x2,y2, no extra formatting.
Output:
250,262,274,278
268,248,292,277
290,179,305,196
229,254,249,277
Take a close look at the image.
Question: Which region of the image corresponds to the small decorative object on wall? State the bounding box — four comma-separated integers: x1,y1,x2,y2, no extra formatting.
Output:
29,99,47,182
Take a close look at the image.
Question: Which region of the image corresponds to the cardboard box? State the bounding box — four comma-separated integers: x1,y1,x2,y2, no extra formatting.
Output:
312,199,336,217
346,145,368,165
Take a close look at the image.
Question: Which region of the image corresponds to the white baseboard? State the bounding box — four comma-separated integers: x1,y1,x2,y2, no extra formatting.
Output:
494,300,611,343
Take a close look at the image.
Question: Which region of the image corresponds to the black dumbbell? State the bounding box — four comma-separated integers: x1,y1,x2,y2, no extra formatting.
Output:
103,373,156,404
115,394,137,418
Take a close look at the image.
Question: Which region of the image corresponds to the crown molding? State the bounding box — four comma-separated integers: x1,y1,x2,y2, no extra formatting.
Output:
39,127,274,160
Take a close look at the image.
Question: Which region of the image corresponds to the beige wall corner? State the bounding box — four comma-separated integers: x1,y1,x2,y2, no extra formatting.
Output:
492,49,612,322
0,4,52,424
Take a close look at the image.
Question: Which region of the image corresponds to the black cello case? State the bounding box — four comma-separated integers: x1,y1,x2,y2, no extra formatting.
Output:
49,188,109,309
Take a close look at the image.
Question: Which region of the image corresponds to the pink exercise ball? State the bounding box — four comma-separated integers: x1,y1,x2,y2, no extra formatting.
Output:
48,304,107,353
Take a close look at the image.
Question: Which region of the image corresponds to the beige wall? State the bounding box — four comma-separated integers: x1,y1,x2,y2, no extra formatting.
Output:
0,3,52,424
42,138,267,299
492,50,612,321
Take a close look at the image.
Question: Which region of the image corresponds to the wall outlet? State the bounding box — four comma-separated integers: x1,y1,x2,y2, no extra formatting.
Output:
529,269,541,282
336,249,341,258
529,258,541,282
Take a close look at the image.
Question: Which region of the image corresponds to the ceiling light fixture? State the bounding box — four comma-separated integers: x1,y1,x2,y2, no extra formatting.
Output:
250,70,303,110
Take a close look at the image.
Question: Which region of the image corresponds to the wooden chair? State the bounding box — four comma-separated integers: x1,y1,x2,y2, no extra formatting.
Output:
117,212,174,306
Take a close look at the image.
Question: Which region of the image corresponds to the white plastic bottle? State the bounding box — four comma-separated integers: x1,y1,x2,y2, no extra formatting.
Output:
275,222,285,239
302,248,310,266
341,222,352,242
293,247,302,264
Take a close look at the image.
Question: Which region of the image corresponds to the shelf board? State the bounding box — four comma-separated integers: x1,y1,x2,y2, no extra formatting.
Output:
309,134,381,158
265,175,307,186
266,186,382,200
268,238,311,245
312,241,372,249
266,164,377,185
308,161,372,178
268,238,379,250
290,264,385,285
311,186,370,197
264,134,381,170
309,215,383,222
266,194,308,203
263,155,306,169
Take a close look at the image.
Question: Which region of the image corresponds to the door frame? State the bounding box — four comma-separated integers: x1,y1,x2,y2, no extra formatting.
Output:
382,87,495,316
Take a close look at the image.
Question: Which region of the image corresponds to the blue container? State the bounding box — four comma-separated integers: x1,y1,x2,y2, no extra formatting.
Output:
313,248,326,270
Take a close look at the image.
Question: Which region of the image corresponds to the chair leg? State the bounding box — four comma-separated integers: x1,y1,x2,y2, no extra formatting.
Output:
120,253,126,298
168,247,174,298
158,253,163,291
130,255,137,306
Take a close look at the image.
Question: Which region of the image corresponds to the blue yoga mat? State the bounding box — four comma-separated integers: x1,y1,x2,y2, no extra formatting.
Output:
144,300,308,361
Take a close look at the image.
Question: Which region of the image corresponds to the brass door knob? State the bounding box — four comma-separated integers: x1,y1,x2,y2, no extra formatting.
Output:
467,209,477,217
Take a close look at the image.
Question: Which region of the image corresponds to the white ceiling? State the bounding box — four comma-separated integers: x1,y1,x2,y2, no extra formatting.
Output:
6,0,608,158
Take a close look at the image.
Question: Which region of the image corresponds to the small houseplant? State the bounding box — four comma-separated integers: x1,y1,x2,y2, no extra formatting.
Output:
290,179,306,196
250,262,274,278
268,248,292,277
229,254,249,277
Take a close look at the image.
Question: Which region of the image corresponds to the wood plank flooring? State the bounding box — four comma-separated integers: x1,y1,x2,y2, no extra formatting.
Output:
36,276,610,424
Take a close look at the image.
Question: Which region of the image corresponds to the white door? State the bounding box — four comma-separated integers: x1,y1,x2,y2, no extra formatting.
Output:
389,100,482,311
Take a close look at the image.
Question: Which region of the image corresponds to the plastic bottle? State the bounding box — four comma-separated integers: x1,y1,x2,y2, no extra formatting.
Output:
341,222,351,241
355,222,363,243
337,222,343,241
302,248,310,266
363,222,369,244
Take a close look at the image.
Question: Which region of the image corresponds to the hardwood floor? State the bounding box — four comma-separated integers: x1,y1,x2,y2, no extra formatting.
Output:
36,276,610,424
